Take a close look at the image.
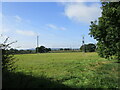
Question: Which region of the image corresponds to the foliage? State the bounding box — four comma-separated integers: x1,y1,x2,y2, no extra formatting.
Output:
10,52,119,88
60,48,64,50
89,2,120,61
36,46,51,53
0,37,17,72
64,48,72,51
8,48,36,54
59,48,73,51
2,49,16,72
80,43,96,52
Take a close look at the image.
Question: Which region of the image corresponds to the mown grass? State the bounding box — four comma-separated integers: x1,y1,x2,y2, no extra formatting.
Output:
3,52,119,88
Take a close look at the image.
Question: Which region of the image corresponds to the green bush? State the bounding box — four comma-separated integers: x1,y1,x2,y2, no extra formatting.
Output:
0,37,17,72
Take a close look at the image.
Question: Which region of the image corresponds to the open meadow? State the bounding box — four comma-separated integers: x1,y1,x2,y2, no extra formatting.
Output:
3,52,119,88
2,2,120,89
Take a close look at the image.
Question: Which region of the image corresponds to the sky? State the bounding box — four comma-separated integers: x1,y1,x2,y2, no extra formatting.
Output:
0,2,102,49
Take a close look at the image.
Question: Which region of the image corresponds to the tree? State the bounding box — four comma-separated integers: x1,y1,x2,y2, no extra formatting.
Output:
64,48,71,51
87,43,96,52
60,48,64,50
89,2,120,61
45,48,51,52
80,43,96,52
8,48,19,54
36,46,51,53
40,46,46,53
1,37,17,72
80,45,86,52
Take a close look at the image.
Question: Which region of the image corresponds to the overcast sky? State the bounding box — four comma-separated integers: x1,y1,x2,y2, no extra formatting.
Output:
0,2,102,49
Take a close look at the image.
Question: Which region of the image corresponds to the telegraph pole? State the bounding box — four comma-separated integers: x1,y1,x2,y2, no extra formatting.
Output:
82,35,85,52
36,35,39,53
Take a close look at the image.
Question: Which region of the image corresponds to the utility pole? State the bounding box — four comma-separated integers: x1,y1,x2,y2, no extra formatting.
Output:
36,35,39,53
82,35,85,52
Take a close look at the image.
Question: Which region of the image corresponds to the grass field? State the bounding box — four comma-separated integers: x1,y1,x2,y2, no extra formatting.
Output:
3,52,119,88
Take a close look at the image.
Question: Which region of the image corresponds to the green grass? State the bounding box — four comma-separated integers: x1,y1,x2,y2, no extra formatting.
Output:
3,52,119,88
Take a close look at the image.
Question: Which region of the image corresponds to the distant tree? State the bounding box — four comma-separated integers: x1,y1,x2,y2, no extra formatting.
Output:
8,48,19,54
80,43,96,52
64,48,71,51
13,49,19,54
89,2,120,61
19,50,26,54
26,50,32,53
39,46,46,53
60,48,64,50
45,48,51,52
86,43,96,52
80,45,87,52
36,46,51,53
8,49,35,54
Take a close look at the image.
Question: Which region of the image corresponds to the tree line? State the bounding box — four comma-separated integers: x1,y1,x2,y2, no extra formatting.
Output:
4,43,96,54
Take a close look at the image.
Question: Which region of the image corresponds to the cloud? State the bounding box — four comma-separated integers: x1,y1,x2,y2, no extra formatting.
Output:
0,12,2,18
14,15,22,22
47,24,67,30
60,27,67,30
0,14,10,35
0,28,10,33
64,3,102,24
0,13,2,35
16,30,37,36
47,24,58,30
